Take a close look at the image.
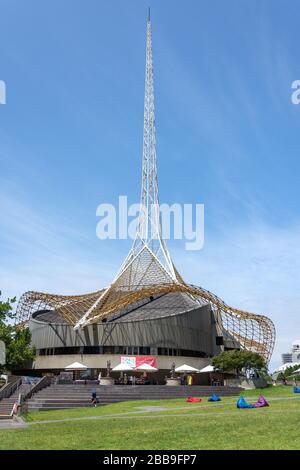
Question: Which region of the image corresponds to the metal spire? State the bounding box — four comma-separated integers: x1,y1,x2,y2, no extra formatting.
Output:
115,12,179,283
73,14,181,330
138,14,160,243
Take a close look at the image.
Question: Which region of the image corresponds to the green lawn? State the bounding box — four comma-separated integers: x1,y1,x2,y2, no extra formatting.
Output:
1,386,300,450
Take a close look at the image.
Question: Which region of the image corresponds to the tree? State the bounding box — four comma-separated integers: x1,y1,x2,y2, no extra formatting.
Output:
0,292,16,322
277,364,300,381
0,291,35,373
212,349,266,376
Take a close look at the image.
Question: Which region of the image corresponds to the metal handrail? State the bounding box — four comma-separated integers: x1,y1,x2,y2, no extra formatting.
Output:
0,376,22,400
24,375,52,400
18,376,52,414
0,376,52,417
3,376,52,417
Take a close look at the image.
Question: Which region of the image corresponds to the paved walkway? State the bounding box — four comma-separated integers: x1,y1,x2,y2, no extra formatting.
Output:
136,406,166,412
0,417,27,429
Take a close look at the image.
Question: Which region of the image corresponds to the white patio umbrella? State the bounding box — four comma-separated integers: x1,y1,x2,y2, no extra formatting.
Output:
65,361,87,370
175,364,200,373
112,363,135,372
199,365,215,373
64,361,88,381
135,363,158,371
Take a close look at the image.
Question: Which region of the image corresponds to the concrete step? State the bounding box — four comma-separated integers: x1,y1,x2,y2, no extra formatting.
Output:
0,404,14,414
24,383,242,411
35,387,239,393
28,405,101,410
34,393,240,399
31,391,240,398
0,401,16,412
38,386,233,389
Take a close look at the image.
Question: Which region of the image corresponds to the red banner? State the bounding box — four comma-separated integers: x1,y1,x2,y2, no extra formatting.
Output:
136,356,156,367
121,356,157,368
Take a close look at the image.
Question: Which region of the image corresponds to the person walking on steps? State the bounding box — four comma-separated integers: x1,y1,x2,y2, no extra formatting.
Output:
91,389,97,407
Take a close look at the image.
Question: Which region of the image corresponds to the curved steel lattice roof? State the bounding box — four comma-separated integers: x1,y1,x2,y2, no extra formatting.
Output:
16,281,275,362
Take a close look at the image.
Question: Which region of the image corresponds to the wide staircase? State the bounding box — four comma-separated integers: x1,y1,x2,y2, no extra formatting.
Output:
26,383,242,411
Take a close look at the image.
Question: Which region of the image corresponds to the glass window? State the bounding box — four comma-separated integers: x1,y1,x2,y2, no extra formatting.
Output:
139,347,150,355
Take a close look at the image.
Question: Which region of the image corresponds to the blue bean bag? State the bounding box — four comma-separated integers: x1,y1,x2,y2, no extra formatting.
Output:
237,395,254,409
294,387,300,393
208,394,221,402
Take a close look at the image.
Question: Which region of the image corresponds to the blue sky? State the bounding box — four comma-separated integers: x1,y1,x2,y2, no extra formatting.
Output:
0,0,300,369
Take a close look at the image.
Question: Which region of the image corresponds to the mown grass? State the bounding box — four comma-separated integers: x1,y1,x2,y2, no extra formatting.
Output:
22,384,295,422
1,386,299,450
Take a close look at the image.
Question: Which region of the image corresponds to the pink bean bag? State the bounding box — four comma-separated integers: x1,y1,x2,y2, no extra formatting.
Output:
253,395,269,408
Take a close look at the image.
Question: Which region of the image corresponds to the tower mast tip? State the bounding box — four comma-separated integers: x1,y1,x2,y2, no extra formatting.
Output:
148,7,150,22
